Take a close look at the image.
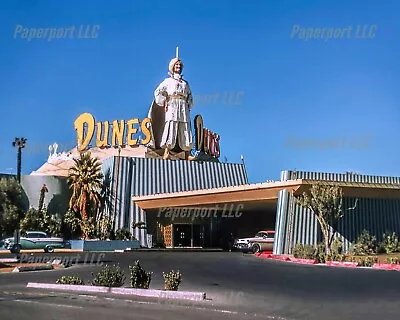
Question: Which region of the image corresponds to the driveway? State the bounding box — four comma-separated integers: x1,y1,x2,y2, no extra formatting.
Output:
1,251,400,320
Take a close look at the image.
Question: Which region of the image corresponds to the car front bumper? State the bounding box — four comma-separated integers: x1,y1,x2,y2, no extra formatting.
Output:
233,243,251,251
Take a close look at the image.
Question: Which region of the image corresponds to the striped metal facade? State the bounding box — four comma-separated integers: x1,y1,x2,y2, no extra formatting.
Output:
274,170,400,254
101,157,248,246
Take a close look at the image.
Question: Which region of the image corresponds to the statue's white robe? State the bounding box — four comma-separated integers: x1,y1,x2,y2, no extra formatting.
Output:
153,76,193,151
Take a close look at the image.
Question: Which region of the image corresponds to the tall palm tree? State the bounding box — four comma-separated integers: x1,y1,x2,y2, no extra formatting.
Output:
67,151,103,227
12,137,27,183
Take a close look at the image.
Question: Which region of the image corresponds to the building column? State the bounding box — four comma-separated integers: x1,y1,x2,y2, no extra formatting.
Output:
274,170,292,254
132,204,148,247
274,190,289,254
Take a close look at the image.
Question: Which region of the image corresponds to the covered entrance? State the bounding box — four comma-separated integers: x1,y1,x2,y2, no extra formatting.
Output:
173,224,207,247
133,180,303,249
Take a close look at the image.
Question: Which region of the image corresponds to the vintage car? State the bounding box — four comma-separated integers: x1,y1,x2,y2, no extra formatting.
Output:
4,231,69,253
233,230,275,253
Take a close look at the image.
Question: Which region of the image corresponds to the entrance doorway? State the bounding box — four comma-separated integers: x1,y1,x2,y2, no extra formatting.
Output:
173,224,191,247
172,224,207,247
193,224,204,247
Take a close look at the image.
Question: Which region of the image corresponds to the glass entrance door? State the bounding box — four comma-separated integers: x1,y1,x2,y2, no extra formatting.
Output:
173,224,210,247
193,224,204,247
173,224,191,247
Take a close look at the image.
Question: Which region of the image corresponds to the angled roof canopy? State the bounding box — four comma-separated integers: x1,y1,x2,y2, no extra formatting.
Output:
133,179,400,210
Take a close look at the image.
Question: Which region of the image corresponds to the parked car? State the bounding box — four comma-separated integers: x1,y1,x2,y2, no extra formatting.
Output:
248,230,275,253
4,231,70,253
233,230,275,253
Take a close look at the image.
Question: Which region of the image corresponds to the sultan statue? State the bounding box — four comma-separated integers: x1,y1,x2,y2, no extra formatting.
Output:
147,47,194,160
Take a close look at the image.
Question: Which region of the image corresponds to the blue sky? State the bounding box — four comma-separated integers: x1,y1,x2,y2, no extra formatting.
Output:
0,0,399,183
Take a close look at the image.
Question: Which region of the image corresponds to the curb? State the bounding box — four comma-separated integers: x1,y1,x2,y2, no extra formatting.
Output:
13,265,54,272
372,263,400,271
325,261,359,268
26,282,206,301
289,258,318,265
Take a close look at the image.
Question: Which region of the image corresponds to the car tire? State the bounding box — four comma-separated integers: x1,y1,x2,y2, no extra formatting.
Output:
252,244,261,254
45,246,54,253
10,244,21,254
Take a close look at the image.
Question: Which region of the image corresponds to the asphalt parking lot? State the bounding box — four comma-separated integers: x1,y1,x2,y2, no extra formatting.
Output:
1,251,400,320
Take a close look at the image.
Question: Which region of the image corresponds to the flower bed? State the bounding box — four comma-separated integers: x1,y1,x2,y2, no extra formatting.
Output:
268,254,291,261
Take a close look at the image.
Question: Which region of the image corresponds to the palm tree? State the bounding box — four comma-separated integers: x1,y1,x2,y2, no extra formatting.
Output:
67,152,103,238
12,137,27,183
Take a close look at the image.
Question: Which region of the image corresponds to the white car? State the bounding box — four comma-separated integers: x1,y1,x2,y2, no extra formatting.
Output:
4,231,69,253
233,230,275,253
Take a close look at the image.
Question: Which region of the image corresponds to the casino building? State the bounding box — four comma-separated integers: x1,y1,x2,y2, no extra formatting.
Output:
25,140,400,254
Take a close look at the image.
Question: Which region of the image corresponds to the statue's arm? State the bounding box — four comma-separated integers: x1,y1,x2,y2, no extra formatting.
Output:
154,79,168,107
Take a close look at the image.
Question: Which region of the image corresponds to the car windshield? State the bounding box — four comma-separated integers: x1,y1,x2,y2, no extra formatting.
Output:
255,232,267,237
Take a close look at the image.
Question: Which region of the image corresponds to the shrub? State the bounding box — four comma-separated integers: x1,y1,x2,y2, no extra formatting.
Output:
115,228,132,240
20,207,62,237
293,243,305,258
80,218,96,239
380,232,399,254
62,209,82,239
56,275,85,285
331,237,343,255
293,243,326,262
329,254,346,262
91,264,125,287
314,242,328,263
349,256,357,263
300,244,314,259
0,177,26,238
129,260,152,289
355,256,378,267
349,230,378,255
293,242,343,263
384,257,400,264
96,216,113,240
163,270,182,291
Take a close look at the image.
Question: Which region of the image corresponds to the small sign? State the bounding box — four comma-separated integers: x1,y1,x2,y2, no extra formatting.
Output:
193,115,220,158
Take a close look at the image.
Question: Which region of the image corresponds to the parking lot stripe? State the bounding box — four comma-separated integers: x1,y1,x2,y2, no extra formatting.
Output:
14,299,83,309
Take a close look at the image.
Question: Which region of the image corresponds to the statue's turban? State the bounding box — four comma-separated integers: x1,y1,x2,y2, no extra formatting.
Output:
169,58,183,74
